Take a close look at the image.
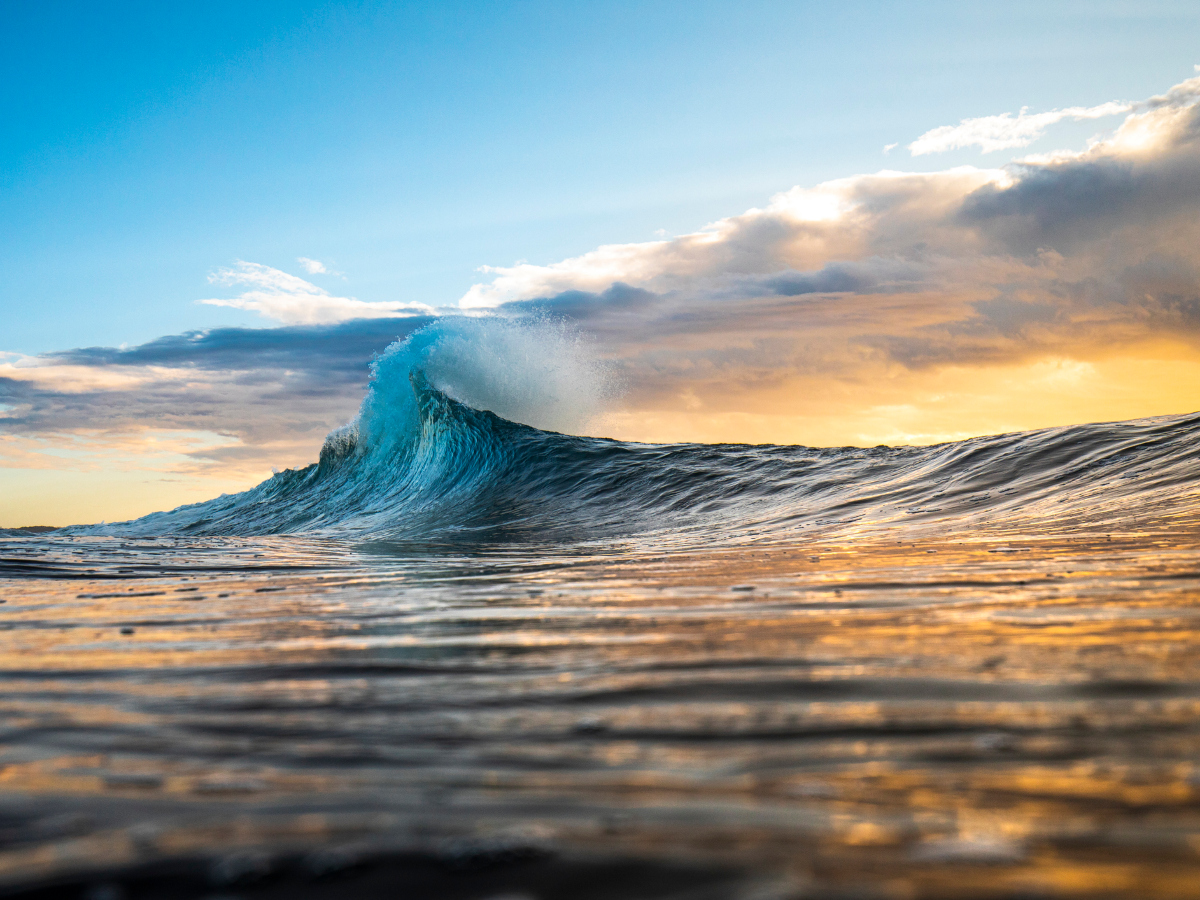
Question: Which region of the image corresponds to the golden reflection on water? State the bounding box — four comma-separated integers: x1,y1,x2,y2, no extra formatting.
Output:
2,529,1200,897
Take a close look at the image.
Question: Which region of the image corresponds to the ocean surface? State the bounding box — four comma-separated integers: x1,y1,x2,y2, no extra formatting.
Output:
3,320,1200,899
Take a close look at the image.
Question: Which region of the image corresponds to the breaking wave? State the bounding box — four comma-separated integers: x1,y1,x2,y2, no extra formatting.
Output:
75,318,1200,544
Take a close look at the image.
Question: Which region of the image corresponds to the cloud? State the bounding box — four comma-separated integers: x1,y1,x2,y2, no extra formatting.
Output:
460,166,1009,311
199,261,430,325
297,256,331,274
446,71,1200,437
53,317,433,376
905,74,1200,157
908,100,1132,155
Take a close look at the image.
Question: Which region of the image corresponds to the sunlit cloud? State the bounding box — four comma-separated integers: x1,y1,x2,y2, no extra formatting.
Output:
199,261,430,324
906,72,1200,156
908,100,1131,155
0,358,192,393
458,165,1012,310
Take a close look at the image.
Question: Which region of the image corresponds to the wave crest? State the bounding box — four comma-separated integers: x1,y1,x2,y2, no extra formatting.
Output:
352,317,616,457
66,317,1200,543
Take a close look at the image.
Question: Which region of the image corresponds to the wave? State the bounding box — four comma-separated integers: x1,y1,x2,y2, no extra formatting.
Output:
71,318,1200,544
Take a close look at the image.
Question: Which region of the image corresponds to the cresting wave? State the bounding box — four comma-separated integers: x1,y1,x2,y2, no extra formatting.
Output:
78,318,1200,543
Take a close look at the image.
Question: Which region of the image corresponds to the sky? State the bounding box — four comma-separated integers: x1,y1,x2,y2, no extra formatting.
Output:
3,1,1200,526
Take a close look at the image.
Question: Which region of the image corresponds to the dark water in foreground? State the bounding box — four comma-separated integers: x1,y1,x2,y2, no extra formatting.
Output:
5,322,1200,897
3,521,1200,899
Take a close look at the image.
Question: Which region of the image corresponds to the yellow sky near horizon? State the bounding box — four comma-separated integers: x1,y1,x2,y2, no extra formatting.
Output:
599,345,1200,447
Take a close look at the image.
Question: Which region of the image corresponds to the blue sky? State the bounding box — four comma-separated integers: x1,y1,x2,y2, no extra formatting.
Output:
5,0,1199,353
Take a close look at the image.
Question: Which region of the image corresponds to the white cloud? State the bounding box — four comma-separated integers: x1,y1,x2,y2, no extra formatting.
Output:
457,73,1200,320
907,100,1132,156
199,261,431,325
456,167,1008,309
297,256,343,276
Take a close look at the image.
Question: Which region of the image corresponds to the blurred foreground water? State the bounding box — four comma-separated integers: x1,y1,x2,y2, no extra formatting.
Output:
3,525,1200,899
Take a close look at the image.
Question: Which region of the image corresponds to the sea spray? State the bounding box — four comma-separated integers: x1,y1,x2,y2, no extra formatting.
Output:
354,316,618,454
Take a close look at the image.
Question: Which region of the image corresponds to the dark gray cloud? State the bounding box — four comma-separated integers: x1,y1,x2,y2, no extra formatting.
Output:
499,282,659,319
52,316,432,377
0,318,433,477
960,141,1200,256
760,263,882,296
496,259,926,334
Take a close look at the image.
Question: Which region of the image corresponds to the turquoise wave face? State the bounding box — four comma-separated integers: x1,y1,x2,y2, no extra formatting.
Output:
60,317,1200,543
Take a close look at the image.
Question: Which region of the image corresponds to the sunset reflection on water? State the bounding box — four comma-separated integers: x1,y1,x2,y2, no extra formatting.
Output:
2,528,1200,898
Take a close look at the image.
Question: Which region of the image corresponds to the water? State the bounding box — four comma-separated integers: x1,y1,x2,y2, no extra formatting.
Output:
3,320,1200,898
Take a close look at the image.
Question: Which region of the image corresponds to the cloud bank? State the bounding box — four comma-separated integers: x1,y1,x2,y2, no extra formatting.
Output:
1,317,430,456
0,319,430,523
442,72,1200,438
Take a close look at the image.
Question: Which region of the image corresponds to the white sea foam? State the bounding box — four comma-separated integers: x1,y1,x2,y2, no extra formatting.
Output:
359,316,618,448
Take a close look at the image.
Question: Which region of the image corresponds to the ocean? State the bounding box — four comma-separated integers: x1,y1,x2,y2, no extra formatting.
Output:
3,320,1200,899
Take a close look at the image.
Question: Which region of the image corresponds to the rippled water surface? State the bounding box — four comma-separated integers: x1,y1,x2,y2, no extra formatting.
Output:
4,522,1200,899
7,322,1200,897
